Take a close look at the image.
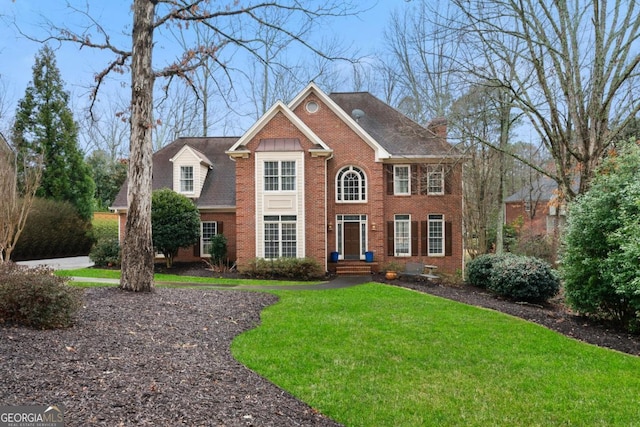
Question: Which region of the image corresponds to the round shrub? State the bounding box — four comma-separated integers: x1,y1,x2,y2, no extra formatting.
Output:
466,253,499,288
89,238,121,267
488,255,560,303
0,262,83,329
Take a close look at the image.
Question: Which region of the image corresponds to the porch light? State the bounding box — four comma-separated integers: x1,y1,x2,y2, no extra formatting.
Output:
371,222,377,231
328,221,333,231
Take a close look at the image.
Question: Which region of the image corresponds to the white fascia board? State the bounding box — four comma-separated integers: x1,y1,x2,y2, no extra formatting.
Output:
169,145,213,167
288,82,392,161
227,100,328,152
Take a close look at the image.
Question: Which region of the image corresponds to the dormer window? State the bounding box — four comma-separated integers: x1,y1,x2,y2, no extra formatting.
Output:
180,166,194,193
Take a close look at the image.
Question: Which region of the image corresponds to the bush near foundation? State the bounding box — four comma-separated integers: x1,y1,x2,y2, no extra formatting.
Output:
466,253,505,288
0,262,83,329
243,257,324,281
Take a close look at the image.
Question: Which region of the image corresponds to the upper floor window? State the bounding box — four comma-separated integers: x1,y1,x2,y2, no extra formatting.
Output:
427,165,444,195
337,166,367,202
264,160,296,191
394,165,410,195
180,166,194,193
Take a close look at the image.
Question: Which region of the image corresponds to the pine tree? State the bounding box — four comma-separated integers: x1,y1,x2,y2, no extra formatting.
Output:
11,45,95,220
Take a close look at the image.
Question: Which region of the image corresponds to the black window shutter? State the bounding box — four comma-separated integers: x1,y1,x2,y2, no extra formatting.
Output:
387,221,394,256
419,165,428,195
194,238,201,257
386,165,394,195
445,166,453,195
411,165,418,195
217,221,223,235
411,221,418,256
421,220,427,256
445,221,452,256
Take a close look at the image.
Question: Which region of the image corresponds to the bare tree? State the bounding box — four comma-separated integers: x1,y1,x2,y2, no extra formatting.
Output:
451,0,640,200
31,1,357,291
0,135,43,262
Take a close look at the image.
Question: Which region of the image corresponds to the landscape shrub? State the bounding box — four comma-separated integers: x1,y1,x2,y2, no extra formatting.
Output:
12,198,94,261
89,238,121,267
208,234,228,266
243,257,325,281
561,140,640,330
0,262,83,329
488,255,560,303
466,253,502,288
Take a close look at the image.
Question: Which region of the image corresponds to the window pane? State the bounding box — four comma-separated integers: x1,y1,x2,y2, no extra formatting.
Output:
337,166,366,202
180,166,194,192
428,165,444,194
428,214,444,255
395,215,410,256
281,161,296,191
394,166,409,194
264,161,279,191
281,223,297,258
201,221,217,255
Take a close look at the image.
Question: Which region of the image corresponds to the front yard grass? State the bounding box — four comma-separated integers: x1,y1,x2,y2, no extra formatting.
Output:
57,268,323,287
232,283,640,426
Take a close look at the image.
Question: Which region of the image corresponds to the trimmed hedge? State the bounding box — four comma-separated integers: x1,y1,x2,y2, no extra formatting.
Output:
466,253,560,303
0,262,83,329
242,257,325,281
12,198,94,261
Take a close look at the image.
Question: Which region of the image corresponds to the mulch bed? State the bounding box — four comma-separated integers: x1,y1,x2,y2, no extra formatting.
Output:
1,262,639,426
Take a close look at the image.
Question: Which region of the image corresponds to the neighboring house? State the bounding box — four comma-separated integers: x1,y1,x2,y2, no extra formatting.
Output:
111,83,465,275
504,175,567,236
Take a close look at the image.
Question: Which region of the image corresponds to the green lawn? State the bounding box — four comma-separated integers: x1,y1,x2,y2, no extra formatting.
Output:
57,268,323,287
232,283,640,426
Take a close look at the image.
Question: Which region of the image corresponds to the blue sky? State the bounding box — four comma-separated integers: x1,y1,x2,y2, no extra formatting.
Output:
0,1,404,134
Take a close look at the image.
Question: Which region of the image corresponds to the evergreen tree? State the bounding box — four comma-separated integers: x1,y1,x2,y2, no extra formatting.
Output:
11,45,95,220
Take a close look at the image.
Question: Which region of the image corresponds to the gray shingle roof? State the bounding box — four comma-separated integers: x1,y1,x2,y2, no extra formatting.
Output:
110,136,238,210
329,92,454,157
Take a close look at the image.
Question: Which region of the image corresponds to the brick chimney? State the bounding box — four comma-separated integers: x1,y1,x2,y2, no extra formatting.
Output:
427,117,447,138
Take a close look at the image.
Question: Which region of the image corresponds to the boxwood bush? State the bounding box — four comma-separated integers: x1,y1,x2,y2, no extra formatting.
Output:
488,255,560,303
89,238,121,267
0,262,83,329
243,257,325,281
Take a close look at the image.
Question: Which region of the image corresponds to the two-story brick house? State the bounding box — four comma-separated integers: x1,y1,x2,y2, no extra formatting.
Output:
112,83,465,275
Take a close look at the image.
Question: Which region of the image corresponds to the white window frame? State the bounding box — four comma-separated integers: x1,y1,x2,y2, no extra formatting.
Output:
180,165,194,193
428,214,445,256
264,160,296,192
200,221,218,256
427,165,445,195
336,165,367,202
394,165,411,195
264,215,297,259
394,214,411,257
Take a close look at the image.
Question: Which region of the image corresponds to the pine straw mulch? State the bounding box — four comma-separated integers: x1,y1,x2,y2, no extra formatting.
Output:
1,262,639,426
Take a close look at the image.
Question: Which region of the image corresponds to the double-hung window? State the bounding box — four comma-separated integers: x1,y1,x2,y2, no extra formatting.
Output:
264,215,297,258
428,214,445,255
394,165,410,195
180,166,194,193
264,161,296,191
427,165,444,195
337,166,366,202
394,214,411,256
201,221,217,256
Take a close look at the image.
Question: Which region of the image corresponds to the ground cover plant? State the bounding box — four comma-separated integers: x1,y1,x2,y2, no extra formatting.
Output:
233,284,640,426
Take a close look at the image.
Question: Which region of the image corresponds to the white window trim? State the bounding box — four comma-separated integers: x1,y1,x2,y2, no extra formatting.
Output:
428,214,445,256
393,165,411,195
427,165,445,195
200,221,218,257
336,165,367,203
394,214,411,257
180,165,195,194
264,160,297,192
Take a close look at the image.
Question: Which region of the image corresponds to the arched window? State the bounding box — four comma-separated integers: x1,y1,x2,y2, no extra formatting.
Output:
337,166,367,202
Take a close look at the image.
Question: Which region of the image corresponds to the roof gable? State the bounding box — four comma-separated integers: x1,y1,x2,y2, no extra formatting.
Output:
226,100,331,157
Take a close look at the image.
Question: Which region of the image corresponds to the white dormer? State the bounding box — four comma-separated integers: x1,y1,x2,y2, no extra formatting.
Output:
169,145,213,198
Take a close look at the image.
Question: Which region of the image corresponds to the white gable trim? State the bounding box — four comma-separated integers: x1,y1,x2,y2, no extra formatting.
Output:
226,100,331,154
288,82,391,161
169,145,213,167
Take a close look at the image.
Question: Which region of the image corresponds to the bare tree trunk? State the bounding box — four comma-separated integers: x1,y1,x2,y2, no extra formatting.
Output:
120,0,156,292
